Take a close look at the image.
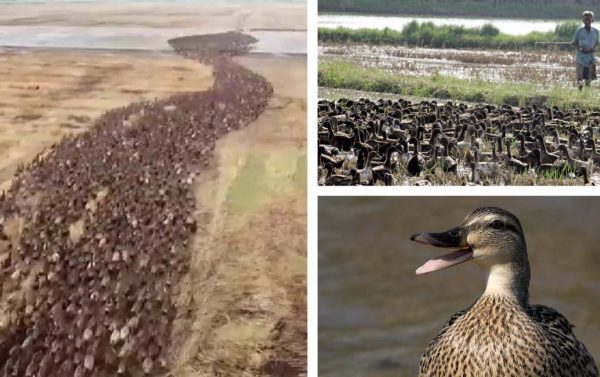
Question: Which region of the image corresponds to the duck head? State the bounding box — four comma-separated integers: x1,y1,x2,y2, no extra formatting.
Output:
411,207,530,303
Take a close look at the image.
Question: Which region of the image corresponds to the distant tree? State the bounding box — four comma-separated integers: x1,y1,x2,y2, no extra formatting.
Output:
480,24,500,37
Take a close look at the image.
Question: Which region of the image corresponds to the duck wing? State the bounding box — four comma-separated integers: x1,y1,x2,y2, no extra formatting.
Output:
527,304,598,376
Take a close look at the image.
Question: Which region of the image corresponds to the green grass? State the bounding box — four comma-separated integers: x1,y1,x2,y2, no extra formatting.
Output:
319,20,580,50
319,0,591,20
319,59,600,109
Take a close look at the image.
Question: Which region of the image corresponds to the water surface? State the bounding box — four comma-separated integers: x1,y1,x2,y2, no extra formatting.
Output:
319,14,563,36
0,25,306,54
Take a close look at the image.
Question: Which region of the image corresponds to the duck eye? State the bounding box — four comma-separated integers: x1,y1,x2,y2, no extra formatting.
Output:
489,220,504,229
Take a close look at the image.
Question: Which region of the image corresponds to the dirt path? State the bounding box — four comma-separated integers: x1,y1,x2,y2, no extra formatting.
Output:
170,55,307,377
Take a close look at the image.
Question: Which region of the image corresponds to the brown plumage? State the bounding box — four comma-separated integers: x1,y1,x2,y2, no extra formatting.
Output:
411,207,598,377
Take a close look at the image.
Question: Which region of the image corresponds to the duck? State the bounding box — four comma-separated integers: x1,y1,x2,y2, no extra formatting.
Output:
528,149,571,177
439,138,457,173
316,98,600,185
319,164,353,186
354,151,378,184
503,140,529,173
580,166,595,185
407,137,425,177
535,135,560,164
410,207,598,377
557,144,592,173
584,138,600,164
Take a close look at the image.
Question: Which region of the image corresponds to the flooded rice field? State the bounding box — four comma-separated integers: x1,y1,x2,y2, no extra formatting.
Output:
320,44,578,87
319,14,561,36
318,97,600,185
319,197,600,377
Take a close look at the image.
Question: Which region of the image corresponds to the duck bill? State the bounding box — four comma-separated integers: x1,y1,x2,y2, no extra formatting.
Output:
410,227,473,275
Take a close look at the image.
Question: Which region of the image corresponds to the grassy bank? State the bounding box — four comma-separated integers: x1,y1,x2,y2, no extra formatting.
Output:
319,21,579,50
319,59,600,109
319,0,588,19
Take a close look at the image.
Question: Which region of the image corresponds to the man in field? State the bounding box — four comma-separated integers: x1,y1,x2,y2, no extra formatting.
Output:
572,11,599,90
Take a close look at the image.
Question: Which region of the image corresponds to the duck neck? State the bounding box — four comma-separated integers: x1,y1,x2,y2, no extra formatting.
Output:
477,255,530,307
539,138,548,153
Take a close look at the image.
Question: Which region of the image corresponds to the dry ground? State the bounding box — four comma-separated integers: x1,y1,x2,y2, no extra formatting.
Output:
170,55,307,376
0,48,213,189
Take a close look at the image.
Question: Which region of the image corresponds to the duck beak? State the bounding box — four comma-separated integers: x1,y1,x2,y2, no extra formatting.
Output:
410,227,473,275
410,226,467,248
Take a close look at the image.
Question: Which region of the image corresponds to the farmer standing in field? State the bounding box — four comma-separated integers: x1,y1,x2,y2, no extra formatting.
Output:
572,11,599,90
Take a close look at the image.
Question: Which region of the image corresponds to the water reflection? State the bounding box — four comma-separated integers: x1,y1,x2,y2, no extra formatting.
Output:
319,197,600,376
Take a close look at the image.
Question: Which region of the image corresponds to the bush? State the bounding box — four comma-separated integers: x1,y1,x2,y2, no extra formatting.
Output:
480,23,500,37
554,21,580,40
319,21,576,50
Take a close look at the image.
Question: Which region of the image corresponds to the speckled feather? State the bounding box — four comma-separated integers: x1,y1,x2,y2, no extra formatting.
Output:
419,295,598,377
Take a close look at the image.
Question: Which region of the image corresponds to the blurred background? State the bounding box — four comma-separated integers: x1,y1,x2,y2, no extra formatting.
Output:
319,197,600,377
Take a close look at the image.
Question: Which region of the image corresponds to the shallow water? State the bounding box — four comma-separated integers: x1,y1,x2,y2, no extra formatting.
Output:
319,197,600,376
319,14,563,36
0,25,307,54
320,44,574,86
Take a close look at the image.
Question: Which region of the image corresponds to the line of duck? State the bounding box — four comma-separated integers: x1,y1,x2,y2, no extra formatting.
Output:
318,97,599,185
0,32,272,376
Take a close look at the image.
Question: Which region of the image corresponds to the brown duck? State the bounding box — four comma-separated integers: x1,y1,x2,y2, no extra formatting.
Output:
411,207,598,377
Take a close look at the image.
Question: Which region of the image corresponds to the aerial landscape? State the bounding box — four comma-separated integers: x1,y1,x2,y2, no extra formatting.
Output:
317,0,600,185
0,1,306,376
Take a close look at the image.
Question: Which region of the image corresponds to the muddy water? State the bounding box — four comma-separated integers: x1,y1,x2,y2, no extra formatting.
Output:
319,14,562,36
0,25,307,54
319,197,600,376
320,44,575,86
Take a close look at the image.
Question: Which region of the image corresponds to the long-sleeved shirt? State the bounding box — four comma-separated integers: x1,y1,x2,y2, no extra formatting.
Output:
572,26,599,67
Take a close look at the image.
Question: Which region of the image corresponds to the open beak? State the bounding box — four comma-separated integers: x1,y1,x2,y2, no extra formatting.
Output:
410,227,473,275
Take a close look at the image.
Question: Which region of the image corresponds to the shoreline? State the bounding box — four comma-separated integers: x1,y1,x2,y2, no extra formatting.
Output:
0,45,307,58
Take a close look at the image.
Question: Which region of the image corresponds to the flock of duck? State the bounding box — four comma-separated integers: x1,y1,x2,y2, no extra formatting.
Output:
0,33,272,375
318,98,600,185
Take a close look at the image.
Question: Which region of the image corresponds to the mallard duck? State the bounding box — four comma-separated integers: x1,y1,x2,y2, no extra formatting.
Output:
410,207,598,376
